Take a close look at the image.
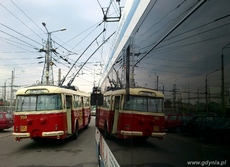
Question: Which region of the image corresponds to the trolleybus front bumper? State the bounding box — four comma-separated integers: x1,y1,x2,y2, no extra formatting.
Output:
12,132,30,138
12,131,64,141
42,131,64,137
120,130,166,139
152,132,166,139
120,130,143,136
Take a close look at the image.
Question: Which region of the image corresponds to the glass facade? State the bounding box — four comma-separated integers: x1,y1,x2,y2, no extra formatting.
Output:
101,0,230,117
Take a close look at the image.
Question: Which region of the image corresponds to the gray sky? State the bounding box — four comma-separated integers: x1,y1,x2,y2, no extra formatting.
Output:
0,0,126,94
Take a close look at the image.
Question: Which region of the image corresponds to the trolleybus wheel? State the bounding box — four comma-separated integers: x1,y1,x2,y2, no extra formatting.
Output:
72,122,79,140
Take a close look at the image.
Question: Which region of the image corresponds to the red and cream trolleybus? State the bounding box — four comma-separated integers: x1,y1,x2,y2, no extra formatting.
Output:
12,85,91,141
96,87,166,140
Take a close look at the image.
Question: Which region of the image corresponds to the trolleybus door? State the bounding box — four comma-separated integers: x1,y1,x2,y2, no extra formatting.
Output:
112,95,121,134
66,95,72,134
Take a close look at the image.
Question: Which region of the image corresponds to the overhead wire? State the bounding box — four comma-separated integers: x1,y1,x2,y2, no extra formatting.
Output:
137,0,197,46
63,21,103,49
0,30,39,49
111,0,120,16
0,37,41,56
139,0,186,37
0,23,43,47
139,14,230,52
132,30,230,79
60,0,121,86
0,2,45,73
1,1,122,89
70,24,102,51
60,28,106,86
2,1,71,70
1,1,72,78
0,3,43,40
10,0,45,34
133,0,207,67
96,0,123,65
5,1,105,82
67,31,116,86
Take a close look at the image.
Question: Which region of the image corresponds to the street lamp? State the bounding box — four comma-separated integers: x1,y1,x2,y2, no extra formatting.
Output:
205,69,218,113
41,22,66,85
42,22,66,33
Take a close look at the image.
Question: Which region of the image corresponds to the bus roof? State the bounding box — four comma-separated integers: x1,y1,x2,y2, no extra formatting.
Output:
16,85,89,96
103,87,164,98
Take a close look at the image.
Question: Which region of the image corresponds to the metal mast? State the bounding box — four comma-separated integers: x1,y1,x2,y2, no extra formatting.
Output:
40,22,66,85
41,30,53,85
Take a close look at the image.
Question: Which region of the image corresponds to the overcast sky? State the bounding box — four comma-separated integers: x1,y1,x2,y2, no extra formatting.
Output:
0,0,126,95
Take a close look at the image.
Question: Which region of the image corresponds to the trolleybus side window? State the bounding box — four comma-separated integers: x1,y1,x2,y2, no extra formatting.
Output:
78,96,82,107
103,96,110,108
83,97,89,107
74,95,80,108
115,96,120,109
66,95,72,109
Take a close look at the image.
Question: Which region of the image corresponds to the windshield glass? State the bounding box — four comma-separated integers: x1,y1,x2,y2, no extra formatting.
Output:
16,94,62,111
123,95,163,113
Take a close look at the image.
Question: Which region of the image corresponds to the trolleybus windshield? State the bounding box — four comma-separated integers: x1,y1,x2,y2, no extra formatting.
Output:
123,95,163,113
16,94,62,111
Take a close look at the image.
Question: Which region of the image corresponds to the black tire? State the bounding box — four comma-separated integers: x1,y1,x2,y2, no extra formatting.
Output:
72,122,79,140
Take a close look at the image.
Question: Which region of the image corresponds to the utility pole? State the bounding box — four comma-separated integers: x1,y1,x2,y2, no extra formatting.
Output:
10,70,14,113
40,22,66,85
172,84,177,108
130,36,135,87
58,69,61,85
3,82,6,103
205,69,218,113
156,76,159,91
221,42,230,116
